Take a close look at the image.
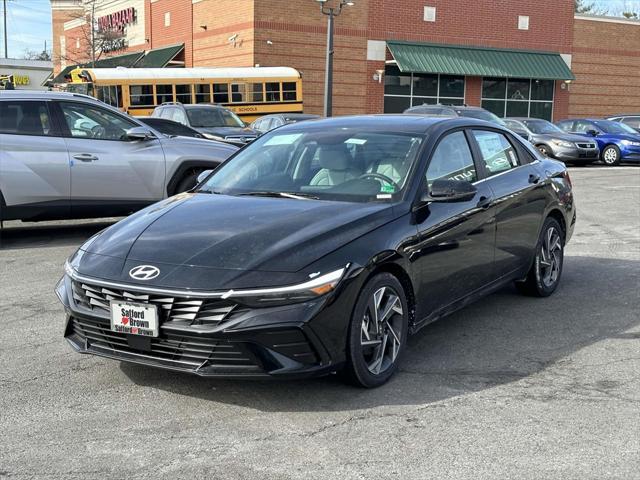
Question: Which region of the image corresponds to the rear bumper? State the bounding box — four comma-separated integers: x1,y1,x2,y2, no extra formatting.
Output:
57,274,355,379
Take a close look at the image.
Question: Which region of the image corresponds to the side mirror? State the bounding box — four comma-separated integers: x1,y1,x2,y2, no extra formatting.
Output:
587,129,599,137
197,169,213,184
425,179,477,203
125,127,156,141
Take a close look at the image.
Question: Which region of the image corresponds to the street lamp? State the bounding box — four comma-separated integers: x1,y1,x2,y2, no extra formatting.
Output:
316,0,354,117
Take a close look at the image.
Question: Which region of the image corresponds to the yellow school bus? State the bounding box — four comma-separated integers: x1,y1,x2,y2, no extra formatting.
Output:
65,66,303,121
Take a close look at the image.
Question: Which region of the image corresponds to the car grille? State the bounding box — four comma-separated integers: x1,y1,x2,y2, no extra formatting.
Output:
68,316,258,370
577,143,596,149
224,135,256,143
71,280,245,328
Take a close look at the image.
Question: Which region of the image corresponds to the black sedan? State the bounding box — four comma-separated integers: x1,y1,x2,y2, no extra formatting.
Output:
56,115,576,388
504,118,599,164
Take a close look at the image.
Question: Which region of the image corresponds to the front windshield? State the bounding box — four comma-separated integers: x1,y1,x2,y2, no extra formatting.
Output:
594,120,637,135
199,128,424,203
522,119,562,134
457,109,506,126
186,108,244,128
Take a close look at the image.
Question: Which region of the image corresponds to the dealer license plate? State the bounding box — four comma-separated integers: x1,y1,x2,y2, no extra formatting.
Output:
110,301,159,337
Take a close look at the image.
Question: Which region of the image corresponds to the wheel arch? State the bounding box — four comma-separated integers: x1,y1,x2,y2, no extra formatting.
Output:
166,160,221,196
545,208,567,241
363,261,416,327
601,143,620,158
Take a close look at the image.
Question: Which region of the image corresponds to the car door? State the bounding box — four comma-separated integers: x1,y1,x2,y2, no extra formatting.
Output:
54,100,166,217
0,99,70,220
469,129,547,279
413,129,497,317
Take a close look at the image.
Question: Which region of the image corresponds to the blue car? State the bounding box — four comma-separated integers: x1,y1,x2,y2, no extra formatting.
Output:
555,118,640,166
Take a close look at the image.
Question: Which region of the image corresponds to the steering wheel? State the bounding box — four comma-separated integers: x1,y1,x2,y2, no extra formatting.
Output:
91,125,106,139
358,172,400,191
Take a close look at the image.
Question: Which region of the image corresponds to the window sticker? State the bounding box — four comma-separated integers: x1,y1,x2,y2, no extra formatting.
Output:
381,183,396,193
345,138,367,145
264,133,302,146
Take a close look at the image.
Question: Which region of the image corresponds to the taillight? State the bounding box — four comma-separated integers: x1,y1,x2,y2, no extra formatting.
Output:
562,170,572,188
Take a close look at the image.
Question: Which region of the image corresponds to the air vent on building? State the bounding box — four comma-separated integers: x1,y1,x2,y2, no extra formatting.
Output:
424,6,436,22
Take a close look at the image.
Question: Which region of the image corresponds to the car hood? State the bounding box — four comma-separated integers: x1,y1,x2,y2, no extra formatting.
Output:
534,133,596,144
596,133,640,142
163,135,239,152
195,126,258,138
81,193,395,279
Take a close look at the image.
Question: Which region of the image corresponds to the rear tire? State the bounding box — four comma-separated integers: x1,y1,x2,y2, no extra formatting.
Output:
516,217,564,297
601,145,621,166
344,273,409,388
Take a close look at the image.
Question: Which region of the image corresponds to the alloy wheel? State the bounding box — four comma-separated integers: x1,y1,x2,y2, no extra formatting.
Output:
603,147,618,165
360,286,404,375
539,226,562,288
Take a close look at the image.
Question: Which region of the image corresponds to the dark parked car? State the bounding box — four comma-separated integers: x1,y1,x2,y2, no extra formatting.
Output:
57,115,575,388
555,118,640,166
606,114,640,133
504,117,599,164
251,113,320,135
137,117,205,139
404,104,506,126
152,102,259,146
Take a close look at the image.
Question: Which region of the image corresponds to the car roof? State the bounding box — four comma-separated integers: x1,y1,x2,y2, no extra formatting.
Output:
607,114,640,117
507,117,549,121
274,114,505,135
0,90,103,103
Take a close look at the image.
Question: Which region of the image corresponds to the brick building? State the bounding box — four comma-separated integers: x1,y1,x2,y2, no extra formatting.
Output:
51,0,640,120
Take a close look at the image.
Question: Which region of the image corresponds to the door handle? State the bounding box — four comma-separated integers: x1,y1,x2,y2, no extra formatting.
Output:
477,196,493,210
528,173,541,184
73,154,98,162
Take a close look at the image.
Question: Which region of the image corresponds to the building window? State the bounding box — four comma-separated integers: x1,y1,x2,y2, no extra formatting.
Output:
175,84,192,104
518,15,530,30
424,6,436,22
383,65,465,113
164,12,171,27
481,77,554,121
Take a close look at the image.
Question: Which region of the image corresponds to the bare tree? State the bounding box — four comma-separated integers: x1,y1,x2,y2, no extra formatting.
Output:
23,49,52,61
56,0,129,68
574,0,608,15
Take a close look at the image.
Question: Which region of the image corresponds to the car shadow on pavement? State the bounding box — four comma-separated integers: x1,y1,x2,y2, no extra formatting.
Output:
120,255,640,411
0,220,117,250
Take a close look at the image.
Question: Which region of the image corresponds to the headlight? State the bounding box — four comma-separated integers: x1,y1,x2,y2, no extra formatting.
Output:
202,133,226,141
621,140,640,147
551,139,574,148
228,267,346,307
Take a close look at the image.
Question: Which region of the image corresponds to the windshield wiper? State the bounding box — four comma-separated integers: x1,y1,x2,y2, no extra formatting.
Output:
237,191,319,200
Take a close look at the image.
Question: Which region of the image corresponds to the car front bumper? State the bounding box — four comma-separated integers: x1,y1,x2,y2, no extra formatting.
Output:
56,273,358,379
550,144,600,163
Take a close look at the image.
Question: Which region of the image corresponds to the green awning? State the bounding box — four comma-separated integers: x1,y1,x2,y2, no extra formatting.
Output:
134,44,184,68
52,44,185,83
387,41,575,80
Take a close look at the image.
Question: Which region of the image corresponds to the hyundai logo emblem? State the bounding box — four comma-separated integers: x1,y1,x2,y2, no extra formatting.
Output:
129,265,160,280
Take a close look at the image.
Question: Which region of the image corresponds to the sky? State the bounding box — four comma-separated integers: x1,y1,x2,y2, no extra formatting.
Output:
0,0,639,60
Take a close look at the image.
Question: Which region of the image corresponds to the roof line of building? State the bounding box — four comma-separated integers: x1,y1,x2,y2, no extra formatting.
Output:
574,14,640,26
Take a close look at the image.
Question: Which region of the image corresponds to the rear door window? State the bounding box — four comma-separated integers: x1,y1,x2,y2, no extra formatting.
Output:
472,130,520,177
0,100,54,136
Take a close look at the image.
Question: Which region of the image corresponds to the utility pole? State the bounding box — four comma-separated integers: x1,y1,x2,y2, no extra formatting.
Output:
316,0,354,117
3,0,8,58
90,0,96,67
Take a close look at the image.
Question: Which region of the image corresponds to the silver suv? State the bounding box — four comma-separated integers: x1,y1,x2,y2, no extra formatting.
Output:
0,91,237,222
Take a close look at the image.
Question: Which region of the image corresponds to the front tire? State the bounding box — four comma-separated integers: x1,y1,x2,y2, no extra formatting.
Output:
601,145,621,166
516,217,564,297
175,170,201,193
344,273,409,388
537,144,551,157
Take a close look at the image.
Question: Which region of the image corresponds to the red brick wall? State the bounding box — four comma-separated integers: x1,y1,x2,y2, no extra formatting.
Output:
569,17,640,117
147,0,194,66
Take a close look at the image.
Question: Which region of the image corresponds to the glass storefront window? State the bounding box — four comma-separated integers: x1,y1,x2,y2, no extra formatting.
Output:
481,78,555,120
383,66,465,113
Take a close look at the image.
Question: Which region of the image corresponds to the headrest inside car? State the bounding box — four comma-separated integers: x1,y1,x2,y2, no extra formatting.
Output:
318,146,351,171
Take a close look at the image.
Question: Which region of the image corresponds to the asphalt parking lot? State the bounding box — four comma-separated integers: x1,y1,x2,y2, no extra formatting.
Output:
1,166,639,479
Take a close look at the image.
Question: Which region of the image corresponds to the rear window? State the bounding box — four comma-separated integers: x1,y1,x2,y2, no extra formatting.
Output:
0,100,54,136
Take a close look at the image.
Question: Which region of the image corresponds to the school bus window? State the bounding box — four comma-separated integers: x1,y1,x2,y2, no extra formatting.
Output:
195,84,211,103
282,82,297,101
266,82,281,102
250,83,263,102
96,85,123,108
213,84,229,103
231,84,246,103
175,84,192,104
156,84,173,104
130,85,154,106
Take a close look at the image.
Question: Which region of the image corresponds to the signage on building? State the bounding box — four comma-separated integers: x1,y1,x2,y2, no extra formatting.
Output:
0,74,30,85
97,7,136,33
